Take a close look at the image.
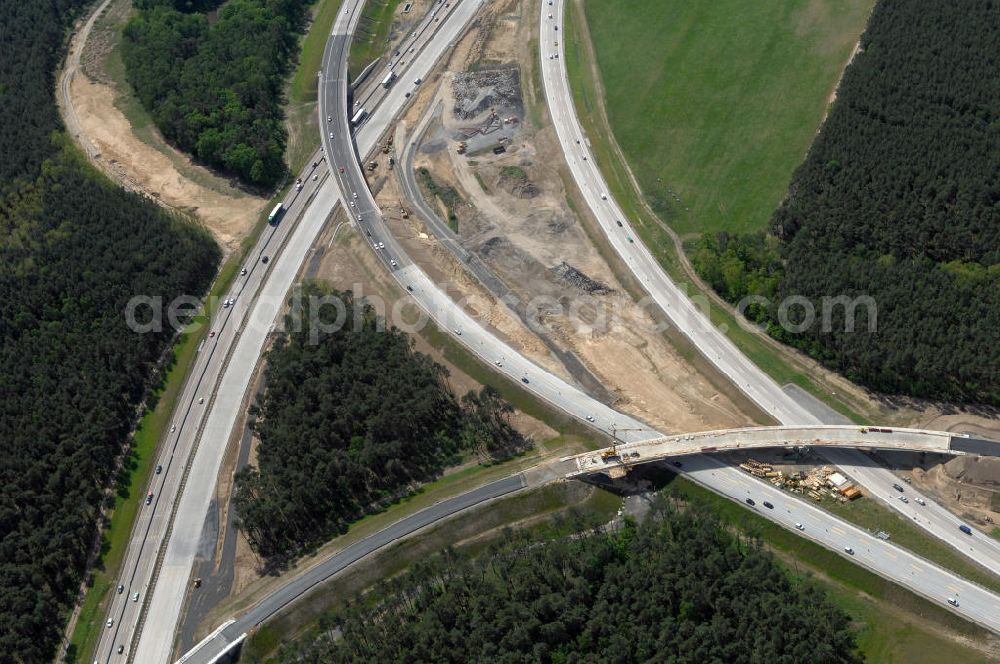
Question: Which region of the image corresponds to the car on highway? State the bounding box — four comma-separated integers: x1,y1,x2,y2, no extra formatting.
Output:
170,424,176,433
106,619,114,628
349,201,355,207
390,259,398,267
762,501,774,509
145,491,153,505
585,415,595,422
893,483,904,492
339,166,345,173
117,645,125,654
209,331,216,338
600,192,607,200
327,116,332,122
898,496,908,503
454,328,462,335
959,524,973,535
495,360,502,367
521,376,529,384
133,592,140,602
378,242,385,249
795,522,804,530
156,464,162,474
240,267,247,275
261,255,269,263
329,132,334,139
313,174,318,181
844,546,855,555
295,178,303,191
198,397,204,404
915,497,926,505
948,597,960,606
117,584,124,594
672,460,682,468
616,220,623,227
357,215,362,221
353,192,358,199
745,498,755,506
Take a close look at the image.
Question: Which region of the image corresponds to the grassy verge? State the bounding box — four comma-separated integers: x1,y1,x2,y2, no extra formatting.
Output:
417,166,463,232
819,496,1000,595
291,0,345,104
240,483,622,660
561,1,869,425
348,0,403,77
66,252,243,662
666,474,995,661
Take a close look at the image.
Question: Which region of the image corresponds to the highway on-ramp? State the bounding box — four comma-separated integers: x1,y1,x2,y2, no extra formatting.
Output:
537,0,1000,582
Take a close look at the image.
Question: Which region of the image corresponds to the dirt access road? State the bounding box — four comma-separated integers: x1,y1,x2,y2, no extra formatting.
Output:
57,0,265,253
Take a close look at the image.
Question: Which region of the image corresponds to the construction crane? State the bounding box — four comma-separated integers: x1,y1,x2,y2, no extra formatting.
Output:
602,425,646,461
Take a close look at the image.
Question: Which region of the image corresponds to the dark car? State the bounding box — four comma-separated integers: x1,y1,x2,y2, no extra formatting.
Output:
763,501,774,509
521,377,529,384
745,498,755,506
671,460,682,468
261,255,270,264
155,464,162,474
893,483,904,492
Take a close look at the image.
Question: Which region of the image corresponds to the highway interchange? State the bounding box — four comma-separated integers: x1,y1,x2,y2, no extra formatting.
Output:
87,0,1000,662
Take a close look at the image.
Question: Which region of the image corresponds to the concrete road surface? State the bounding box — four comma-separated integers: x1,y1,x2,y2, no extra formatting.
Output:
538,0,1000,581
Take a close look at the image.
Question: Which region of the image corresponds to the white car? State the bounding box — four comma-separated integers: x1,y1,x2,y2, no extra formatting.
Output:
495,360,503,367
948,597,959,607
585,415,595,422
390,259,398,267
378,242,385,249
106,619,114,629
329,132,334,139
795,523,804,531
915,497,926,505
844,546,854,555
600,192,607,200
132,592,139,602
353,192,358,199
327,116,332,122
898,496,909,504
454,328,462,336
357,215,362,221
349,201,355,207
170,424,176,433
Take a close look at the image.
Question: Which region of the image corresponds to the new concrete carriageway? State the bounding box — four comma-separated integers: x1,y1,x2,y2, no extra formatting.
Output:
568,426,1000,478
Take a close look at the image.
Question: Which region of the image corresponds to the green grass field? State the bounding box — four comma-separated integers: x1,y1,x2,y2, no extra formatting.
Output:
562,1,874,424
579,0,873,237
348,0,403,77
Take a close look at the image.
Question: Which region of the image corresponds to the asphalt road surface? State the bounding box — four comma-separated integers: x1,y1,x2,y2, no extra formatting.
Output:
178,475,527,663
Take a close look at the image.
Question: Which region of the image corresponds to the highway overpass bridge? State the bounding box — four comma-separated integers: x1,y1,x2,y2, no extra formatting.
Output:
567,426,1000,478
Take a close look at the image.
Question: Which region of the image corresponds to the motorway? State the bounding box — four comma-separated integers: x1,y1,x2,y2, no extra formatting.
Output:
179,2,1000,660
537,0,1000,584
98,0,1000,661
94,155,329,661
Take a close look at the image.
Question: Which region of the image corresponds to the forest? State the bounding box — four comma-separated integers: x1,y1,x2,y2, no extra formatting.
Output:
121,0,310,188
234,287,530,567
274,495,861,663
690,0,1000,404
0,0,220,660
